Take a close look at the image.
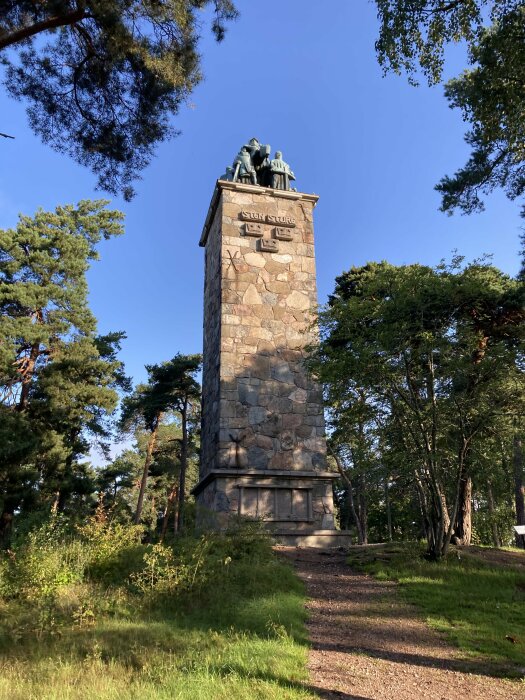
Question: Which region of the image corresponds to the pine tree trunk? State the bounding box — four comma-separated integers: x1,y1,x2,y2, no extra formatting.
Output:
384,477,393,541
160,484,178,541
17,342,40,411
176,402,188,533
0,504,15,544
134,413,161,525
57,427,81,512
513,434,525,548
486,482,501,548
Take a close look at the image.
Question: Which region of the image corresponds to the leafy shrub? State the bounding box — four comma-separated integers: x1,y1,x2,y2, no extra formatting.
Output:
9,516,88,603
78,504,145,584
132,520,274,604
472,503,516,547
132,535,222,596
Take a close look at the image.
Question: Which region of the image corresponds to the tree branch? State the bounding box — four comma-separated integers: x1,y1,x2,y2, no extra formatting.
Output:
0,8,87,51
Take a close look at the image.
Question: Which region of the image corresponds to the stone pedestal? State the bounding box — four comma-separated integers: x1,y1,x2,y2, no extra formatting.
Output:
193,180,340,544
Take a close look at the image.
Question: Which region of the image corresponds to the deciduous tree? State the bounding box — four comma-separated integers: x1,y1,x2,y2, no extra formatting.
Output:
309,259,525,558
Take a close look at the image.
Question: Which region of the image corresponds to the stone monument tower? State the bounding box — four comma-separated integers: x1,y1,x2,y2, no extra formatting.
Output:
193,138,344,546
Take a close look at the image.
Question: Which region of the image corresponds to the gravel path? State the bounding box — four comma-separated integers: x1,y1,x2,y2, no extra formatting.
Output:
277,548,525,700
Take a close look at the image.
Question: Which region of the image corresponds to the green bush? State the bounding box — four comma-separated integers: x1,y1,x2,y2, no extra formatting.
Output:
10,516,88,603
132,520,274,603
472,504,515,547
78,505,145,584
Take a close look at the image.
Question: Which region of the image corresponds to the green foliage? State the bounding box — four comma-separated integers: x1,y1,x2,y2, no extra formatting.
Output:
0,201,128,528
0,1,238,198
374,1,525,233
120,354,201,434
310,258,525,558
437,8,525,218
3,516,88,603
0,519,312,699
348,543,525,674
78,504,145,584
120,354,201,527
375,1,517,84
472,500,515,546
132,521,274,602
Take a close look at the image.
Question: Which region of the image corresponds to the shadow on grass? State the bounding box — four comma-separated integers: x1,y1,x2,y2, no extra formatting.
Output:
203,663,373,700
0,555,310,669
342,543,525,679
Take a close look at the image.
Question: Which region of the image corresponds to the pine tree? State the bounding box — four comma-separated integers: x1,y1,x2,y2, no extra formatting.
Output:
0,201,126,534
0,0,238,198
120,353,201,528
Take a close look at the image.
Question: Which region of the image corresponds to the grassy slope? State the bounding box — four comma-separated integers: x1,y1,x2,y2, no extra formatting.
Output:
347,543,525,676
0,550,315,700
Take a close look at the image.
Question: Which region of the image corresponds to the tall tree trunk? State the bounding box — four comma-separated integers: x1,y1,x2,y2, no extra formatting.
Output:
343,484,352,530
17,342,41,411
177,401,188,532
57,427,81,512
384,476,393,541
486,481,501,548
134,413,161,525
414,472,431,541
513,434,525,549
329,445,364,544
358,472,368,545
0,503,15,544
160,483,178,541
454,475,472,546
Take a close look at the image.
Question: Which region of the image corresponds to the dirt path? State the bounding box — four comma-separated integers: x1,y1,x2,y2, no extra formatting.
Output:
277,548,525,700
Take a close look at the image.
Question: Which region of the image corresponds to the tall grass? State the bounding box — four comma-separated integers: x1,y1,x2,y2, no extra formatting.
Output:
0,515,315,699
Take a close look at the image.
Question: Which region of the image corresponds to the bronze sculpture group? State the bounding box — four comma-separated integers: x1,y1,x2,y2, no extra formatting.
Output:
221,138,296,191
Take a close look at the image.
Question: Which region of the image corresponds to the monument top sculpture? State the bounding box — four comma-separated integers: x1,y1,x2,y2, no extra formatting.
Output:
220,137,296,191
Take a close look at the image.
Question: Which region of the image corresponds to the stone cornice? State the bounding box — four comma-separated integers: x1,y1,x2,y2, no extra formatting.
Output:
192,468,337,496
199,180,320,247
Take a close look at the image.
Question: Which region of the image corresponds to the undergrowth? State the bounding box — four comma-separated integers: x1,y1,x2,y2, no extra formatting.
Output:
0,511,314,699
347,542,525,676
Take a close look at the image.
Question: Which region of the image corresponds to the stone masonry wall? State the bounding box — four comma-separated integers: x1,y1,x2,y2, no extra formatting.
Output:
197,182,335,531
200,199,222,475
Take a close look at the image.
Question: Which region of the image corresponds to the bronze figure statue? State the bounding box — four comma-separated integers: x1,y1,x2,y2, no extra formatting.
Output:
269,151,295,190
222,138,296,190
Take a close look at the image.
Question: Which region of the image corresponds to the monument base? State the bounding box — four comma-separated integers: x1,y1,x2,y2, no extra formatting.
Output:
271,530,354,548
192,468,338,533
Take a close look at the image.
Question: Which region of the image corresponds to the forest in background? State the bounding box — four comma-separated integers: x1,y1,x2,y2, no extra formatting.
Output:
0,200,523,558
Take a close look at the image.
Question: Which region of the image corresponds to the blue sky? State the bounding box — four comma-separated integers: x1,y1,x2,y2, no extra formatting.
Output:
0,0,522,396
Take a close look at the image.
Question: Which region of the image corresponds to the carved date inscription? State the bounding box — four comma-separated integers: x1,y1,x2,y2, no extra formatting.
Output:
244,222,264,237
258,238,279,253
273,227,293,241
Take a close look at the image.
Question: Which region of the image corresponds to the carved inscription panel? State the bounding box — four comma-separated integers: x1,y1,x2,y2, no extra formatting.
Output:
267,214,296,228
239,486,312,521
240,210,265,223
240,210,297,251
